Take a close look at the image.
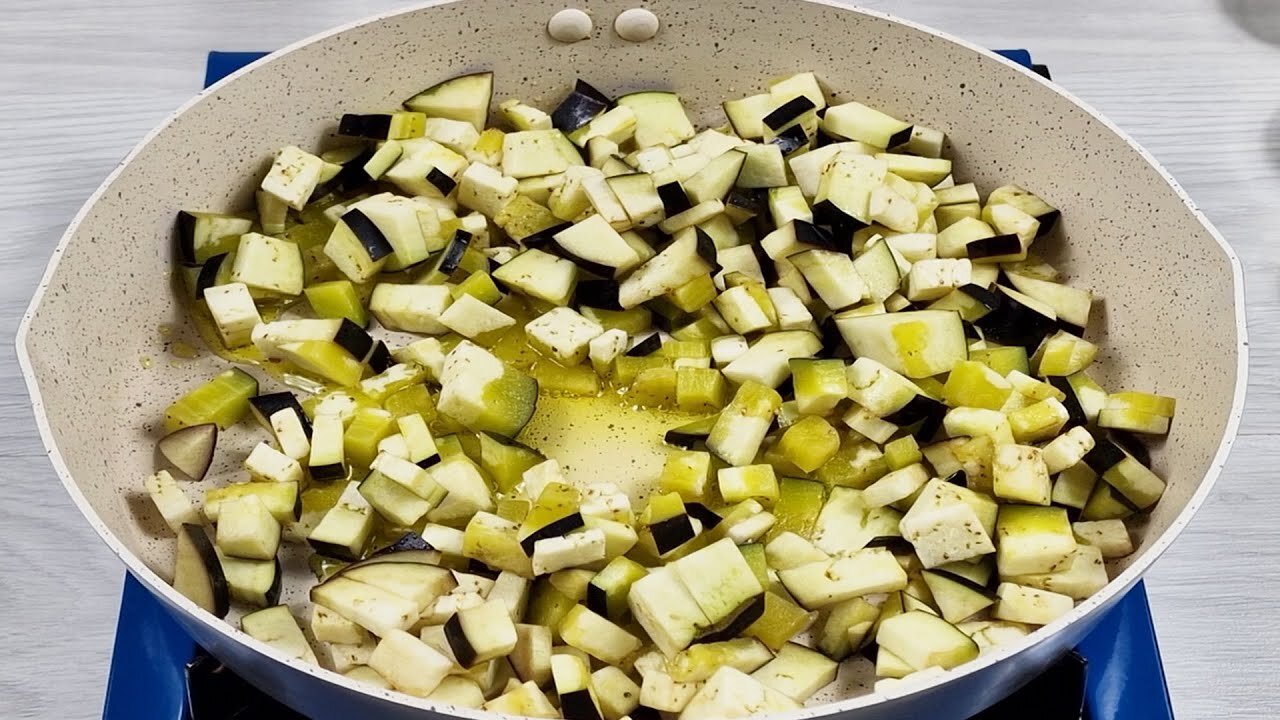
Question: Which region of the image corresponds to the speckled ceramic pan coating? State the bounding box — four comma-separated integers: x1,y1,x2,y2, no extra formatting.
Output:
16,1,1247,718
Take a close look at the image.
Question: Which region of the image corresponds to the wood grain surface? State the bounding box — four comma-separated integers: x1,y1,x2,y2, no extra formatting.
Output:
1,0,1276,717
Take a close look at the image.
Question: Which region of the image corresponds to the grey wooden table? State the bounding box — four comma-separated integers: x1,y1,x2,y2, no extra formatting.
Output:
1,0,1276,717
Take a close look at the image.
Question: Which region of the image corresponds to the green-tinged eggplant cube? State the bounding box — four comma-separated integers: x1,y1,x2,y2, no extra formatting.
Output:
942,360,1013,410
718,464,780,505
452,272,505,305
668,274,719,313
437,341,539,439
992,583,1074,626
815,437,889,490
1033,331,1099,377
1101,456,1167,510
768,477,826,540
1008,398,1070,443
883,435,922,471
1052,462,1098,510
463,511,534,576
628,367,679,408
845,357,921,417
776,416,840,473
587,556,649,622
1098,407,1170,435
670,538,766,624
943,407,1015,446
613,355,672,385
164,368,258,433
969,346,1030,376
707,381,783,467
861,463,930,509
816,597,880,660
1072,519,1135,559
344,408,398,469
1006,370,1066,402
996,505,1076,577
281,340,365,388
676,366,727,412
658,450,715,502
790,358,849,416
304,280,367,326
744,591,817,651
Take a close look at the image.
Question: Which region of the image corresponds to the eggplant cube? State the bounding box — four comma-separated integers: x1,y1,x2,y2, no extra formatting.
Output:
777,548,908,609
906,259,972,302
992,583,1075,626
1072,519,1135,558
532,528,607,575
1006,544,1109,600
551,653,606,720
671,538,765,624
750,642,839,702
311,603,369,645
215,494,281,561
458,161,518,218
384,140,468,197
1008,397,1070,443
369,629,454,697
370,283,453,334
230,233,303,296
680,666,801,719
260,145,325,210
524,308,605,366
635,652,700,712
899,479,996,568
445,598,519,667
424,116,482,155
241,606,318,664
308,480,374,559
559,605,643,666
628,567,710,656
144,470,199,533
707,381,783,467
844,357,921,417
244,442,304,485
493,248,580,306
439,294,517,340
715,285,773,335
485,681,559,716
202,283,262,348
875,610,977,672
427,457,495,523
268,409,310,461
996,505,1077,576
592,666,642,720
992,444,1051,506
588,329,630,375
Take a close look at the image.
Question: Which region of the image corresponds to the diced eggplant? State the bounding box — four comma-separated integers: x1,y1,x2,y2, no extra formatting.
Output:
837,309,967,378
403,72,494,131
157,423,218,482
241,605,317,664
876,610,978,671
173,524,230,619
552,80,612,132
681,666,800,718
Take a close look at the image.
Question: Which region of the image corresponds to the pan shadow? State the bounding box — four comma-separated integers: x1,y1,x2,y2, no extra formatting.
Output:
1219,0,1280,45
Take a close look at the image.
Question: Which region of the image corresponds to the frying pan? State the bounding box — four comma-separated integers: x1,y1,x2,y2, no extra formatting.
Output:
16,1,1247,717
